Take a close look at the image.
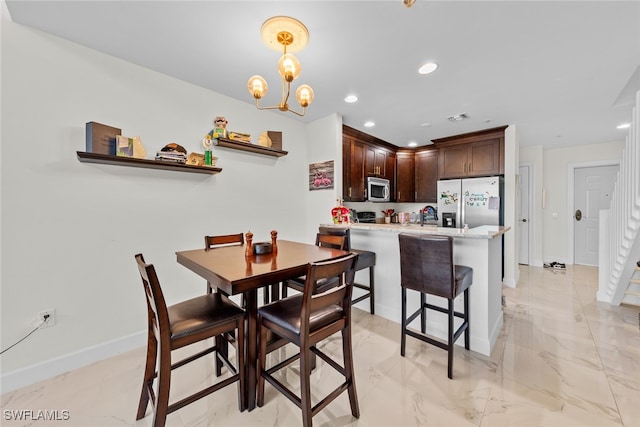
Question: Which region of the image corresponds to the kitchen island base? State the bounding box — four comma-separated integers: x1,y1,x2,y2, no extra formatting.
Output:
331,224,507,356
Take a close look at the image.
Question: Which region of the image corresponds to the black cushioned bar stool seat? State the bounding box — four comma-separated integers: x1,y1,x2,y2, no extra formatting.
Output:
318,226,376,314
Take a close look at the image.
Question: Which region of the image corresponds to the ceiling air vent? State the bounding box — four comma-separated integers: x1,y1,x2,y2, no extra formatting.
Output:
447,113,469,122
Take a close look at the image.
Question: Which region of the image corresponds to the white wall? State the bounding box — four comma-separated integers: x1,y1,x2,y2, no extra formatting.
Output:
503,125,519,287
305,114,343,242
520,141,624,265
0,20,340,389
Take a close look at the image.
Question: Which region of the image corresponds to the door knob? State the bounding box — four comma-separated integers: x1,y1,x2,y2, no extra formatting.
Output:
521,219,527,222
575,209,582,221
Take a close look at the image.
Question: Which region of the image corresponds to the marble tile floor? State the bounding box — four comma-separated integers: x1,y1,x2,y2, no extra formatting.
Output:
1,265,639,426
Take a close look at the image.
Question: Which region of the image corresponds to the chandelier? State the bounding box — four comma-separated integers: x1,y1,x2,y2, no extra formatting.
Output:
247,16,314,117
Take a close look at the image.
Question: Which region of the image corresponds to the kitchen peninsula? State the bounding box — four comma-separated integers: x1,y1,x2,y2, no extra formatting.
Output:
322,223,510,356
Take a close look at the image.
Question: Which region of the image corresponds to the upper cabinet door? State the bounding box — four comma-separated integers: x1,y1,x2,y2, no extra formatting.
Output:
467,138,501,177
434,126,506,179
415,149,438,202
396,151,415,202
438,144,468,179
343,136,366,202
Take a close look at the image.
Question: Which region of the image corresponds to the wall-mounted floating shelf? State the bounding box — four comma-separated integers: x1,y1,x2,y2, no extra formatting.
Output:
214,138,288,157
76,151,222,175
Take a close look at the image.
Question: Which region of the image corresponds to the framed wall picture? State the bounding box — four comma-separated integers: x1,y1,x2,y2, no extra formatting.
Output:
309,160,334,191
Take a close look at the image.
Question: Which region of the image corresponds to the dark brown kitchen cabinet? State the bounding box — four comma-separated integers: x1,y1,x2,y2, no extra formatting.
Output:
396,151,415,202
415,148,438,202
385,151,396,199
434,126,506,179
343,125,397,201
365,145,394,180
342,135,366,202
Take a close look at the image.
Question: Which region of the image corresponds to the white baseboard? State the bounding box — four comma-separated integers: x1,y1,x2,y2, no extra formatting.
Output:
1,330,146,394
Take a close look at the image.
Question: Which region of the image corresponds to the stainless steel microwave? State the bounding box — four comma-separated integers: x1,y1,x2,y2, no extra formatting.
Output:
367,177,390,202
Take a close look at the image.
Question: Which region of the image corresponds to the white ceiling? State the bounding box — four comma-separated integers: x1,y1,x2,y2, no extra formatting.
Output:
6,0,640,148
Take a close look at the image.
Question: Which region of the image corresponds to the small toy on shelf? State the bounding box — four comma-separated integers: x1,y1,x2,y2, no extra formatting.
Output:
208,116,228,140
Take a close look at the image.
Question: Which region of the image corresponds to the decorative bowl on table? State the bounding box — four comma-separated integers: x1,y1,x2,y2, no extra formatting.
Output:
253,242,273,255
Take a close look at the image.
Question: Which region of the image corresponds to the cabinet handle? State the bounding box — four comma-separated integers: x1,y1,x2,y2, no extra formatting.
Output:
348,187,352,198
398,191,400,200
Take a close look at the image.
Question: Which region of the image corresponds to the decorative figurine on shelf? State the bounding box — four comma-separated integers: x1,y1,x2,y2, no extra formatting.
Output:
270,230,278,254
206,116,229,142
245,231,254,257
331,199,351,224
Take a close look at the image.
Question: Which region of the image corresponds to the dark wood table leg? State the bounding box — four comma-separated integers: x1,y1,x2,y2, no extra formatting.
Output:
245,289,258,411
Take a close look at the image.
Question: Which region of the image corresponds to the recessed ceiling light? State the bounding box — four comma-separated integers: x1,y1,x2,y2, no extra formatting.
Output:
344,94,358,103
408,142,418,147
364,121,375,127
418,62,438,75
447,113,468,122
420,123,431,127
617,123,630,129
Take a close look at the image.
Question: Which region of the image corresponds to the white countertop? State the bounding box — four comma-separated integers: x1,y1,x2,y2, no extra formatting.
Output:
321,223,510,239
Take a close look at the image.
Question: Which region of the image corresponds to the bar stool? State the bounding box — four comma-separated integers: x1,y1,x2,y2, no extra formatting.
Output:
318,226,376,314
397,233,472,379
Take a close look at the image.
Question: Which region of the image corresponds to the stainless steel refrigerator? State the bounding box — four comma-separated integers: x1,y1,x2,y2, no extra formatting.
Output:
437,176,504,228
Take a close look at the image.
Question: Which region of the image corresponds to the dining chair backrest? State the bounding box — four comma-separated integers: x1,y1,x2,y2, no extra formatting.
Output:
205,233,244,250
135,253,170,346
318,226,351,250
301,253,358,330
314,233,348,251
204,233,245,294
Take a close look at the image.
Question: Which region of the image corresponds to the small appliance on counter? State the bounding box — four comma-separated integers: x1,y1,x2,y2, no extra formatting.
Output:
356,211,377,224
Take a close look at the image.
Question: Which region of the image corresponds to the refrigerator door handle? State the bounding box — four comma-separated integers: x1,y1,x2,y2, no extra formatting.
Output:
459,193,464,228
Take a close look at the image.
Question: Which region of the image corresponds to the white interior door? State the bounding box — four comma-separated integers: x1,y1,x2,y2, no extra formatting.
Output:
574,165,619,266
518,165,530,265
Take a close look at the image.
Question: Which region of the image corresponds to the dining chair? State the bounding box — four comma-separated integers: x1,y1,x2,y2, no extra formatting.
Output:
134,254,245,427
204,233,245,294
397,233,473,379
256,253,360,427
318,226,376,314
281,233,348,296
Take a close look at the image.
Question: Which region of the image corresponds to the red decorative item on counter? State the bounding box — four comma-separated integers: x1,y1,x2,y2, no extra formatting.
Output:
331,199,351,224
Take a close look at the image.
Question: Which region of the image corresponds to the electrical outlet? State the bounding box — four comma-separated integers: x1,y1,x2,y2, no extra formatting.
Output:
37,309,56,328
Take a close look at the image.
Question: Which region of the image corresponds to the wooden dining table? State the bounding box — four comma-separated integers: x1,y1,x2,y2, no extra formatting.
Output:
175,239,348,411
